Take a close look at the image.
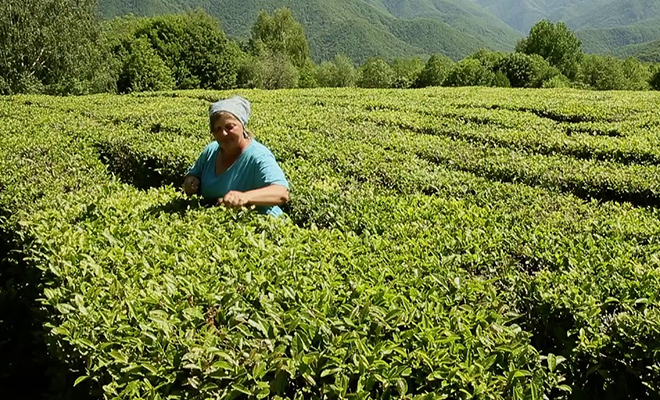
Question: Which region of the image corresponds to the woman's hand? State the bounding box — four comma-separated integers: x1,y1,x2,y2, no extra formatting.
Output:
183,175,200,195
219,190,250,208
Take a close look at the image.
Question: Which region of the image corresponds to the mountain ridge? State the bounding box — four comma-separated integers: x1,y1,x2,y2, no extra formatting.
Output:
97,0,660,62
97,0,521,62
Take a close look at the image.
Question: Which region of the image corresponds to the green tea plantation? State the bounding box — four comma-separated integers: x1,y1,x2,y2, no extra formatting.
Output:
1,88,660,399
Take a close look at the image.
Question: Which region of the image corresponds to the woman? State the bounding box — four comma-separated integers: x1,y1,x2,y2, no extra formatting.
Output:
183,95,290,216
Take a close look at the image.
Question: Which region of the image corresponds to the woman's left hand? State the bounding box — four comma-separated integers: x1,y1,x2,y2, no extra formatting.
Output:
219,190,250,208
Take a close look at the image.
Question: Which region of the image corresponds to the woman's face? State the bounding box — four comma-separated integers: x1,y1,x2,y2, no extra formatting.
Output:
211,112,244,147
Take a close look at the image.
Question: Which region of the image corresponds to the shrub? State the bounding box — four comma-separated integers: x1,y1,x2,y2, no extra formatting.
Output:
468,49,506,71
298,59,319,88
577,55,629,90
651,65,660,90
316,54,357,87
491,71,510,87
241,51,299,89
495,53,558,88
390,58,424,88
542,74,572,88
358,57,394,88
444,59,495,87
133,10,240,90
415,54,454,87
516,20,582,80
622,57,651,91
117,38,174,93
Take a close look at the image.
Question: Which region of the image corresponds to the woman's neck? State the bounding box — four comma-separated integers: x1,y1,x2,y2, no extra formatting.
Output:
220,137,251,158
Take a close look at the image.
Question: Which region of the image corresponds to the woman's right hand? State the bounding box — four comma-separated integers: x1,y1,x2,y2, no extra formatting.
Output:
183,175,200,195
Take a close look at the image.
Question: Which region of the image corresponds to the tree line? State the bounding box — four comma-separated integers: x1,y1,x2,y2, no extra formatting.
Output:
1,0,659,95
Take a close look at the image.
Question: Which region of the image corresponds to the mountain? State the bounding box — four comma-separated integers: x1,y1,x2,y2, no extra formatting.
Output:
96,0,522,62
468,0,611,33
567,0,660,55
576,18,660,53
97,0,660,63
564,0,660,29
470,0,660,57
615,39,660,62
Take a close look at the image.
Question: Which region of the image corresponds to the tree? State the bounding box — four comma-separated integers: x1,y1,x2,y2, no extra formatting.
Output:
390,57,424,89
238,51,299,89
357,58,394,88
516,20,582,80
134,10,240,90
316,54,357,87
117,38,174,93
468,49,506,71
333,54,358,87
249,8,310,68
0,0,113,94
622,57,651,91
651,65,660,90
495,53,558,88
542,74,572,88
415,54,453,87
576,54,647,90
298,59,319,88
492,71,511,88
444,59,494,87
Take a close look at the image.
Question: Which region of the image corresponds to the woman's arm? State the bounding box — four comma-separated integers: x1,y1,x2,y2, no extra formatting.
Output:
221,185,289,208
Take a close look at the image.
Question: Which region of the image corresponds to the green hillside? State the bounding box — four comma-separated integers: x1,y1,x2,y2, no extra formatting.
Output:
471,0,660,54
565,0,660,29
470,0,611,33
377,0,522,49
97,0,520,62
95,0,660,63
576,18,660,54
615,39,660,62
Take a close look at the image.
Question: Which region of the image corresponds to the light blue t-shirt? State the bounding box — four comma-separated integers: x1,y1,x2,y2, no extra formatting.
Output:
188,140,289,216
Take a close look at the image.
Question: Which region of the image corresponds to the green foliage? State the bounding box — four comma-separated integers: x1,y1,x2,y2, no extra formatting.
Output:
390,58,424,89
578,19,660,54
133,10,240,90
541,74,572,88
0,76,9,95
516,20,583,80
496,53,558,88
415,54,454,87
239,51,300,90
622,57,652,90
316,54,357,88
97,0,521,64
118,38,174,93
236,55,261,89
444,59,495,87
651,65,660,90
0,0,113,94
249,8,310,68
577,54,650,90
465,50,511,87
492,71,512,88
566,0,660,30
616,39,660,63
578,55,625,90
357,58,395,88
298,59,319,89
468,48,507,70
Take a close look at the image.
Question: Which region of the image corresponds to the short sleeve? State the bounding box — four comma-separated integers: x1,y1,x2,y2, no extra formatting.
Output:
188,144,212,177
254,153,289,189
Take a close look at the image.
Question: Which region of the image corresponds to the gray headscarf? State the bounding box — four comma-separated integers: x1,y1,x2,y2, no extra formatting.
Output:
209,96,251,130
